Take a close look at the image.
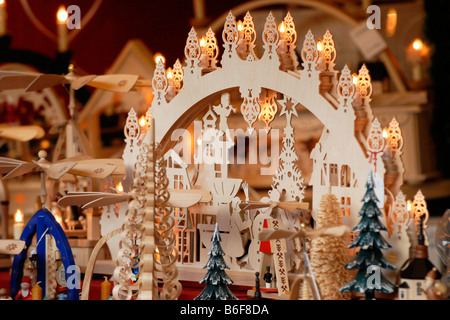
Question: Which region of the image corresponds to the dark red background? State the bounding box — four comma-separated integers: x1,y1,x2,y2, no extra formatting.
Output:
4,0,246,75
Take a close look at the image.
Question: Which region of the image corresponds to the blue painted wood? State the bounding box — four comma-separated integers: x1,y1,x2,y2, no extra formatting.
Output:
10,208,79,300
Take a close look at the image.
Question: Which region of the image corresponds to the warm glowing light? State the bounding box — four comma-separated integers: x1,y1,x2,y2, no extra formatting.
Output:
316,39,322,52
197,136,202,147
412,39,423,51
139,116,146,127
0,0,5,6
154,53,165,64
166,67,173,79
407,200,412,212
278,21,285,34
386,9,397,37
116,182,123,193
57,6,68,23
352,73,358,86
14,209,23,223
382,128,388,139
40,139,51,150
55,215,62,225
199,36,205,48
237,20,243,32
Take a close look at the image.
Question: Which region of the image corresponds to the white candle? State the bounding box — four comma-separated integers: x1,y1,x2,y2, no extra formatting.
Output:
57,6,68,52
13,209,24,240
0,0,6,36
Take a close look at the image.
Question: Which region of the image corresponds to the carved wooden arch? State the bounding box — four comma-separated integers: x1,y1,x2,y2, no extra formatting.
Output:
151,58,356,155
204,0,407,93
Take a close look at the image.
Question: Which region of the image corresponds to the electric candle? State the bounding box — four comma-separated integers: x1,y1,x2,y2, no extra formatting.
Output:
0,0,6,36
101,277,111,300
32,282,42,300
13,209,24,240
57,6,68,52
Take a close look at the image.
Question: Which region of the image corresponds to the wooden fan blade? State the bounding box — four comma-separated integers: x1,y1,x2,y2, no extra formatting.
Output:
168,190,203,208
46,161,77,180
258,229,297,241
3,162,39,180
168,188,212,206
68,163,117,179
85,74,139,92
0,240,26,255
58,193,105,207
82,194,130,209
239,202,271,210
0,70,40,77
25,74,67,92
0,125,45,142
0,75,38,90
70,75,97,90
277,201,310,212
72,158,125,176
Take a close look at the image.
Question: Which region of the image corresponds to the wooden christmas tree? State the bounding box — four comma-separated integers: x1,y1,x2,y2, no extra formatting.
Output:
340,171,396,299
310,192,351,300
194,223,238,300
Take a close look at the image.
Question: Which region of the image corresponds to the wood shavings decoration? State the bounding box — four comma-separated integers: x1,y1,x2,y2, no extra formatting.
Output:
154,152,182,300
113,141,154,300
310,193,351,300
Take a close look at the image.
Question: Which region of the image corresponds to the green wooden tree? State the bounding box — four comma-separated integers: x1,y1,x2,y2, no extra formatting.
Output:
194,223,238,300
340,171,396,299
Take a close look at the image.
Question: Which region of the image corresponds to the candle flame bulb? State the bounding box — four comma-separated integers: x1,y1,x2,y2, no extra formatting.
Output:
352,73,358,86
382,128,388,139
139,116,146,127
116,182,123,193
15,209,23,223
407,200,412,212
278,21,285,34
154,53,165,64
57,6,68,23
317,39,322,52
166,67,173,79
412,39,423,51
199,36,205,48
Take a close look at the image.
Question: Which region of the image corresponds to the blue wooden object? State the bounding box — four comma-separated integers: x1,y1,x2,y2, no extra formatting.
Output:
10,207,79,300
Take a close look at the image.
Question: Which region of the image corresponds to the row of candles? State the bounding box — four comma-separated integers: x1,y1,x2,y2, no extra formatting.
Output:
0,1,70,53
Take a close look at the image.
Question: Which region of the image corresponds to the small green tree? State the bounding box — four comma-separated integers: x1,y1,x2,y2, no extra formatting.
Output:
340,171,396,299
194,223,238,300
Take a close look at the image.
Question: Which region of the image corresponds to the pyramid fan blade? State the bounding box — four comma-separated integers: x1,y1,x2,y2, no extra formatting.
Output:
25,74,67,92
82,194,130,209
0,75,38,90
58,193,108,207
239,202,270,210
86,74,139,92
70,75,97,90
258,229,296,241
0,70,40,77
3,162,39,180
68,163,117,179
72,158,125,175
46,161,78,180
0,125,45,142
0,240,25,255
277,201,310,211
